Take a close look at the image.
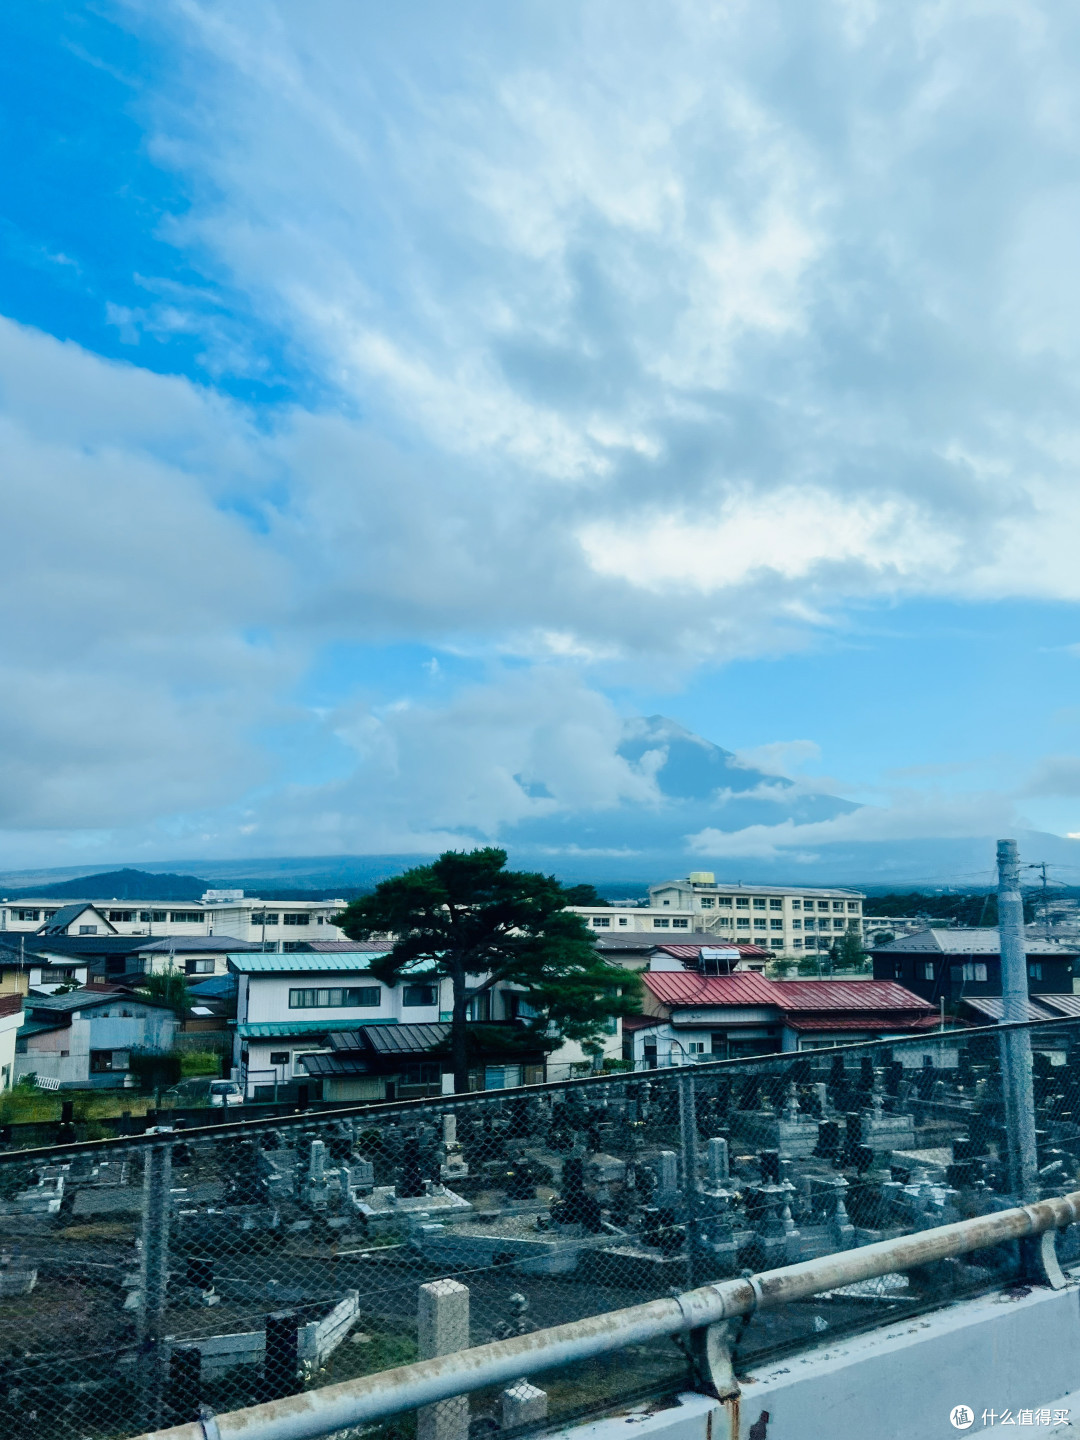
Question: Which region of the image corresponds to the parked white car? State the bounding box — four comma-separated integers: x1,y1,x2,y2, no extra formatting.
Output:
208,1080,244,1107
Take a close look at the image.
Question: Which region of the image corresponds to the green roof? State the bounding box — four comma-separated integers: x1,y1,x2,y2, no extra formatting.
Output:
239,1019,395,1038
228,952,389,973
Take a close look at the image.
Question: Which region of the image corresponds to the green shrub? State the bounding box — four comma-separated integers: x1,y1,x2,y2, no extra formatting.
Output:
128,1050,183,1094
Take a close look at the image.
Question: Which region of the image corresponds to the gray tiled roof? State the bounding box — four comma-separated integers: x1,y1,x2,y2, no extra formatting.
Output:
872,927,1079,956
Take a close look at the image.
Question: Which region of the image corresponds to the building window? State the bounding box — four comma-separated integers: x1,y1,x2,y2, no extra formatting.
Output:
672,918,689,929
754,919,767,930
803,918,815,930
108,911,134,922
140,911,167,923
717,917,732,928
717,897,733,907
662,900,670,906
16,909,40,921
833,902,845,912
79,925,98,935
769,899,783,911
833,919,845,930
39,967,75,983
922,962,935,980
1029,962,1043,980
592,917,610,928
402,1062,442,1087
185,959,215,975
792,920,802,930
736,918,750,930
252,912,279,925
269,1051,290,1065
699,898,714,908
793,939,803,948
753,899,766,910
653,918,670,928
90,1049,130,1073
283,913,311,926
686,1041,706,1054
961,962,988,983
289,986,381,1008
618,917,628,926
170,912,203,924
791,900,801,911
403,983,437,1007
847,902,860,912
770,920,783,931
815,901,829,911
736,899,749,909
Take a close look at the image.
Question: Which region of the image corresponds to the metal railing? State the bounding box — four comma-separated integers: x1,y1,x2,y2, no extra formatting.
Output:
132,1187,1080,1440
2,1015,1080,1440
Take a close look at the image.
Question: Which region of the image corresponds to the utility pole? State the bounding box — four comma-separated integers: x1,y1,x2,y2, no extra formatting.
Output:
997,839,1038,1202
1031,861,1051,941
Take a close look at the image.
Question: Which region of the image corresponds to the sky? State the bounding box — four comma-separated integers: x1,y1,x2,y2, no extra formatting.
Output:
5,1,1080,881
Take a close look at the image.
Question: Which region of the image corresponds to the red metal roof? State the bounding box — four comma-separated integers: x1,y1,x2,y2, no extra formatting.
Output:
643,972,780,1007
784,1014,941,1032
642,972,934,1015
622,1013,666,1032
772,979,933,1012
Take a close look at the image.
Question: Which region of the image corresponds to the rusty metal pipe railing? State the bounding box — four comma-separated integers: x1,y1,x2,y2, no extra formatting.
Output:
134,1189,1080,1440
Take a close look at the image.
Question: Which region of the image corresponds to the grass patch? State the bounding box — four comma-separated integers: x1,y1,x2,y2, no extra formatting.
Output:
180,1050,223,1077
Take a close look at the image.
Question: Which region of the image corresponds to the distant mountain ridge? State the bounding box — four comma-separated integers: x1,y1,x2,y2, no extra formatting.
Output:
1,715,1077,890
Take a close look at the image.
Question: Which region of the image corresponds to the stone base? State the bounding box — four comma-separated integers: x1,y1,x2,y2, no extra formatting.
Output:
500,1383,548,1428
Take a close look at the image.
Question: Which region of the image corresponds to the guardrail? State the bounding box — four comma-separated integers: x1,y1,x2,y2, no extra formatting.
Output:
134,1188,1080,1440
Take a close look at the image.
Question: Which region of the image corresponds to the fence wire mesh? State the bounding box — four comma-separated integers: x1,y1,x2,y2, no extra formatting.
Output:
1,1017,1079,1440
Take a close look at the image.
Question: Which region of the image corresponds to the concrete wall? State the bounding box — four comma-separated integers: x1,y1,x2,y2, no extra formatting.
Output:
0,1006,22,1090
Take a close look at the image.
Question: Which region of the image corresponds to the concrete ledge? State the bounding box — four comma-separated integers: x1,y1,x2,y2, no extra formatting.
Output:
539,1277,1080,1440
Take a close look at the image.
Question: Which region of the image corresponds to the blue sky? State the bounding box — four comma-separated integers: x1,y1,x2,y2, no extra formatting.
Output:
4,1,1080,878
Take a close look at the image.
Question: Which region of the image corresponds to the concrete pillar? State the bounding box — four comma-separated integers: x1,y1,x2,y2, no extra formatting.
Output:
997,838,1039,1202
500,1382,549,1429
417,1279,470,1440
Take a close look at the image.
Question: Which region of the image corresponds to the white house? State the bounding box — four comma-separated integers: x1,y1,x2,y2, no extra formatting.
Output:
0,995,24,1090
232,947,445,1098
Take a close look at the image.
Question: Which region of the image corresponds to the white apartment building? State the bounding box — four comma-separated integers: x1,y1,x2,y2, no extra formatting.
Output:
0,889,349,946
569,872,865,955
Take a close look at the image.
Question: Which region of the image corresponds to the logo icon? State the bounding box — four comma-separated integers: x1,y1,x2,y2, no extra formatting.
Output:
950,1406,975,1430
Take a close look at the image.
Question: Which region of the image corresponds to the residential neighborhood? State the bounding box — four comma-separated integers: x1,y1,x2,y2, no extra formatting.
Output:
0,869,1073,1100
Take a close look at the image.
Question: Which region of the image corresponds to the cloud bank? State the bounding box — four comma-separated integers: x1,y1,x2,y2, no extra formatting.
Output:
4,1,1080,864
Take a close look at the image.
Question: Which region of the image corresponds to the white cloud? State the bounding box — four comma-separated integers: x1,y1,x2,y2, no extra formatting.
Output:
733,741,823,777
11,4,1080,859
687,789,1021,861
0,318,293,848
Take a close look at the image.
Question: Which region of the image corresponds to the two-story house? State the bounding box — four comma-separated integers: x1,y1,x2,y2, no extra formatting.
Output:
232,947,556,1100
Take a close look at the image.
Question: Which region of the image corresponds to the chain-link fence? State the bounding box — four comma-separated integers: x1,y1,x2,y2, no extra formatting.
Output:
1,1016,1079,1440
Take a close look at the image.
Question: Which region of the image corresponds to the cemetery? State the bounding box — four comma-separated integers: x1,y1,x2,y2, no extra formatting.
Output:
0,1023,1078,1438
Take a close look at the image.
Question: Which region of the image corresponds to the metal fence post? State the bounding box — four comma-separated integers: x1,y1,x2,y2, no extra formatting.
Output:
138,1141,173,1428
997,839,1039,1202
678,1068,703,1285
